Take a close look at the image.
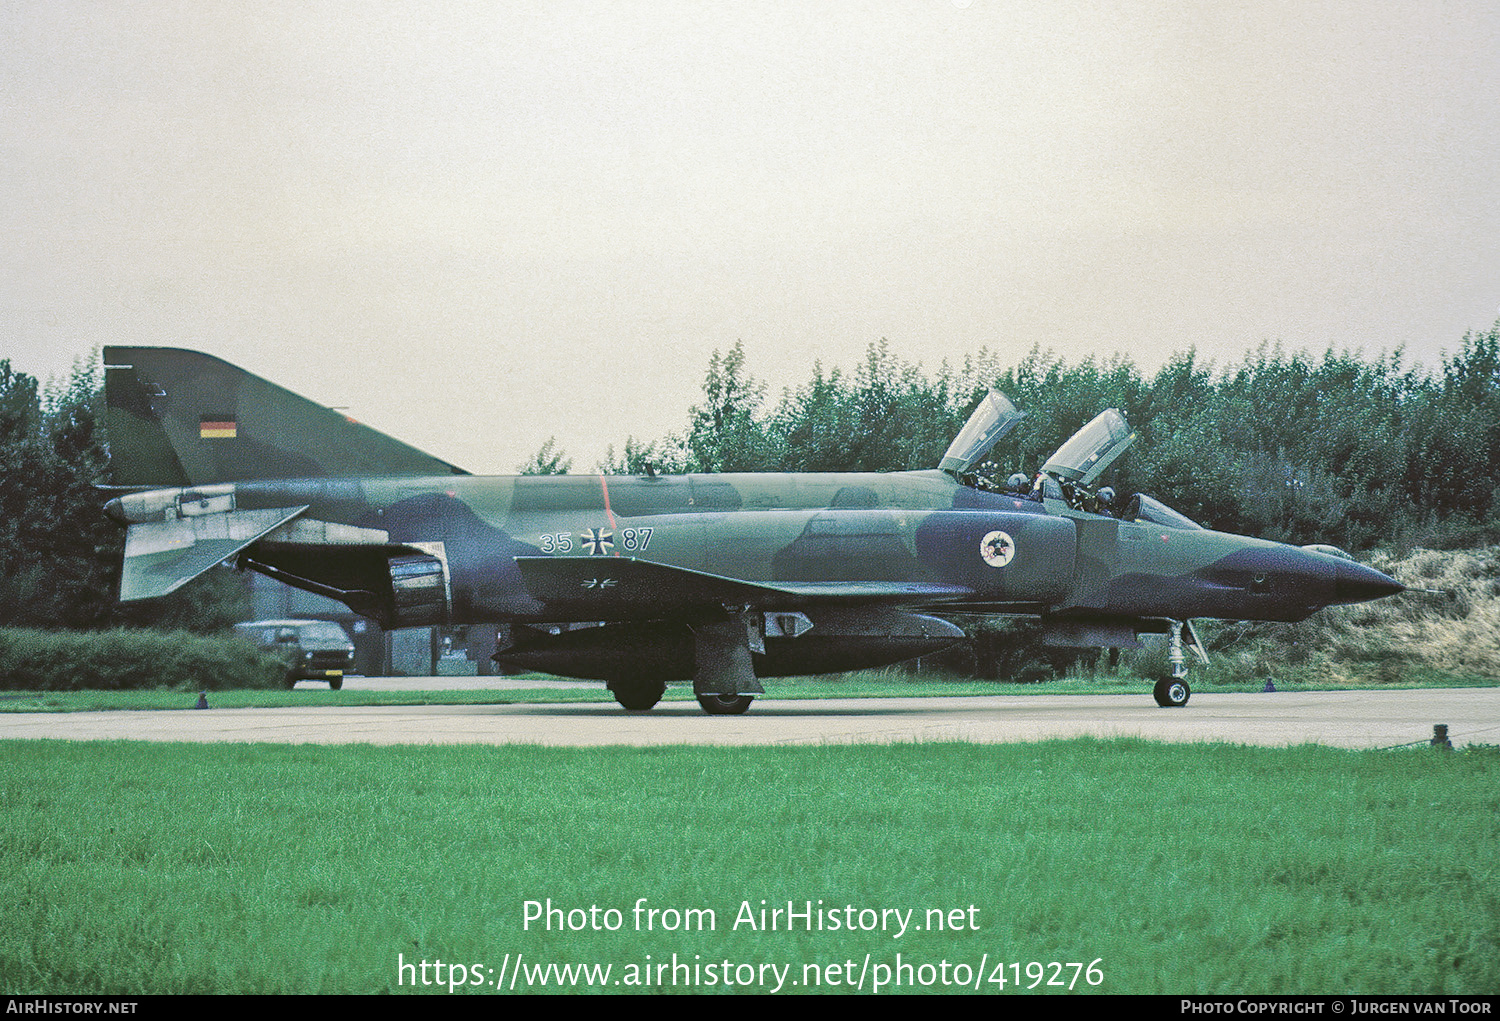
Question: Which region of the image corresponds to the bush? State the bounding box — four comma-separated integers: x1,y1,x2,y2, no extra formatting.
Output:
0,628,286,691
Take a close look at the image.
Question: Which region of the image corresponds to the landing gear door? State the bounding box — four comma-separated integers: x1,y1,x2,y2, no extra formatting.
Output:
939,392,1027,476
1042,409,1135,489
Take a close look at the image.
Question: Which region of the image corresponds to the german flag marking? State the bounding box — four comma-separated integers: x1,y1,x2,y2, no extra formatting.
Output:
200,419,237,439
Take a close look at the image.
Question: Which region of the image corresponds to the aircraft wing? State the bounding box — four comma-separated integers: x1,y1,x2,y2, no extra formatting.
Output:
513,556,974,615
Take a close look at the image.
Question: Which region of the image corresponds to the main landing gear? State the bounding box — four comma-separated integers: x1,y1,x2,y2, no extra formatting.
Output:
697,693,754,715
689,612,762,716
608,685,754,714
606,613,763,715
1152,620,1205,708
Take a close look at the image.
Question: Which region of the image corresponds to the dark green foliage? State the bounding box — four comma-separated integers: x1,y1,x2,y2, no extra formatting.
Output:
672,339,976,474
517,436,573,475
596,434,693,476
0,356,119,628
772,340,969,472
0,628,285,691
954,616,1084,682
685,340,777,471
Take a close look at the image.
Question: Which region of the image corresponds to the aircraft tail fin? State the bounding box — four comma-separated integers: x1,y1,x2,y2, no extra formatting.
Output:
104,347,468,487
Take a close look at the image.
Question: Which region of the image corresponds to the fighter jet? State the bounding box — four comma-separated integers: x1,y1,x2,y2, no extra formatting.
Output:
101,348,1403,713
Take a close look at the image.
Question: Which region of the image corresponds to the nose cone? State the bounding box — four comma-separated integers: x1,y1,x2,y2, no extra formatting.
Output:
1333,559,1404,605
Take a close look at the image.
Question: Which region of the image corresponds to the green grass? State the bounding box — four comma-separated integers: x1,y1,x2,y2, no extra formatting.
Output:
2,739,1496,994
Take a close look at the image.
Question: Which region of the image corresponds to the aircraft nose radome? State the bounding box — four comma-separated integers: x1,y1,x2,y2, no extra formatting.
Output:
1333,560,1404,605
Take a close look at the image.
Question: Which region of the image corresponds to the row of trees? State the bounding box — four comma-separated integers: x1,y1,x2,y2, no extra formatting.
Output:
546,327,1500,554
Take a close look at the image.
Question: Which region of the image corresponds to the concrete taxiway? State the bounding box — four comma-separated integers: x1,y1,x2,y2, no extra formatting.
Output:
1,687,1496,749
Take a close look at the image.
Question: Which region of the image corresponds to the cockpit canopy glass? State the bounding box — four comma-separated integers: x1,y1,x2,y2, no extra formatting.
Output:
939,392,1026,476
1123,493,1203,530
1042,409,1135,487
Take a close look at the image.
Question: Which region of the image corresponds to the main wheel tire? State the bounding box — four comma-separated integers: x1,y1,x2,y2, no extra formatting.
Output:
696,693,753,715
1153,677,1191,707
612,681,666,711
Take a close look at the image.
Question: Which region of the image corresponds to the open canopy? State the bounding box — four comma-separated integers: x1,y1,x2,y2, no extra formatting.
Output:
1041,408,1136,488
938,392,1026,475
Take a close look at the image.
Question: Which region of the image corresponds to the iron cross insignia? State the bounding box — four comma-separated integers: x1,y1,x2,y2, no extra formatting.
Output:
581,528,615,556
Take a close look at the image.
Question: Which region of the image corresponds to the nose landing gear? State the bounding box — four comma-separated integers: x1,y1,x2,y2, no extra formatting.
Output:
1152,620,1205,708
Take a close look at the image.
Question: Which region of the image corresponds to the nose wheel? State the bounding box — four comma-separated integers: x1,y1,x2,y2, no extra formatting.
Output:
1153,677,1191,707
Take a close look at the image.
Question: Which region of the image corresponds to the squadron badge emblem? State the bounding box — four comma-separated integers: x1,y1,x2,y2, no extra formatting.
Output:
980,530,1016,568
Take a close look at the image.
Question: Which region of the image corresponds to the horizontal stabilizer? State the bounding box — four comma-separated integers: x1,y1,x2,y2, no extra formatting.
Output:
513,556,973,615
120,506,308,600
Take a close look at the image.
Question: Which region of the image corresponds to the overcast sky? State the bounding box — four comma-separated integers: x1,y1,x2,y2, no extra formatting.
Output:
4,1,1498,473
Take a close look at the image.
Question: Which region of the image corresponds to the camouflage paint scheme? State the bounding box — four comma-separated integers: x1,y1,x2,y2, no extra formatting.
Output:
101,347,1403,713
